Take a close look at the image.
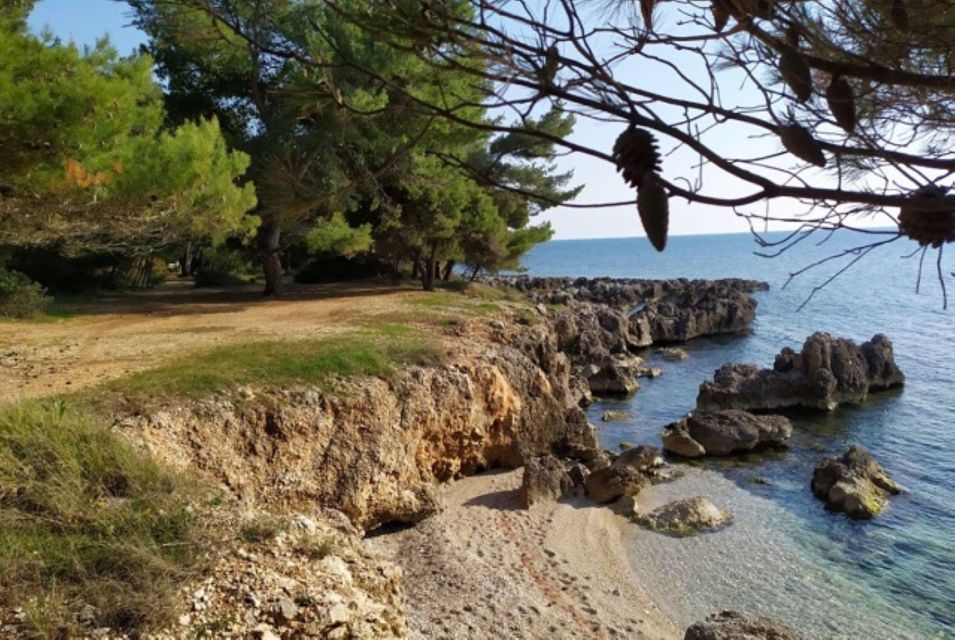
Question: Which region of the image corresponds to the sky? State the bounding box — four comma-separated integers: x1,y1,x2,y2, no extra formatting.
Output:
27,0,793,240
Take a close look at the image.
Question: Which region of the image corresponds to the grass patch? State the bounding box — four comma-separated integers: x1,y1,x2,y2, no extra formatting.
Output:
295,533,340,560
238,514,284,544
0,399,207,636
104,325,443,400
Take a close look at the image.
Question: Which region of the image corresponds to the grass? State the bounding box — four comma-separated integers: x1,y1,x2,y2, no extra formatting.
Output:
0,399,208,637
103,324,444,401
238,514,285,543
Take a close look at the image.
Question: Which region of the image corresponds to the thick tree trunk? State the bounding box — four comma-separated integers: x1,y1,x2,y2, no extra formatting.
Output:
261,219,283,296
441,260,455,281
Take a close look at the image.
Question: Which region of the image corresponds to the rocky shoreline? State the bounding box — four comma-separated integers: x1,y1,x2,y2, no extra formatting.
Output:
30,276,907,638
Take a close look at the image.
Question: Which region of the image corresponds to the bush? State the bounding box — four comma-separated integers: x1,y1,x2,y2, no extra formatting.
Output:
0,269,51,318
194,246,253,288
0,400,208,635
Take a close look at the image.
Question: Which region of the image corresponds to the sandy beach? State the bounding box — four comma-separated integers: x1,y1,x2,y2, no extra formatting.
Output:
366,469,681,640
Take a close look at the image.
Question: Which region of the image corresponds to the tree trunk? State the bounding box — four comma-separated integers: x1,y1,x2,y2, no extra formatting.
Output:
421,249,437,291
469,264,481,281
179,242,193,278
410,257,420,280
261,219,283,296
441,260,455,281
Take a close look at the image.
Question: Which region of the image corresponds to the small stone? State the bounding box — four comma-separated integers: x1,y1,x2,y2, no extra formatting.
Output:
178,614,192,626
253,623,281,640
272,597,299,624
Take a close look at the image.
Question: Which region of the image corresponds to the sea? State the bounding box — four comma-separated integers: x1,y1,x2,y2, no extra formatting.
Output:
519,231,954,639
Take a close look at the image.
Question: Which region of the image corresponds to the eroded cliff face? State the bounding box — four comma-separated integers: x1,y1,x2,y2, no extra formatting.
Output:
121,316,596,533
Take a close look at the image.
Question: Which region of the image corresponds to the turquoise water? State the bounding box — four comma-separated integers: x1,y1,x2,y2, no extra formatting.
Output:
520,232,954,638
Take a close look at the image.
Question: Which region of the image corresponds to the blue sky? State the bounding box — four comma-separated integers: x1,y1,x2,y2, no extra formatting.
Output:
28,0,763,240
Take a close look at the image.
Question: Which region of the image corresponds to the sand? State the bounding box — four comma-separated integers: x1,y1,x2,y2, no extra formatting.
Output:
366,469,681,640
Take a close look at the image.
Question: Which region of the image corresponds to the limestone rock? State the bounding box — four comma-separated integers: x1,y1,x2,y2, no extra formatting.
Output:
698,333,904,412
661,410,792,458
684,610,802,639
657,347,689,361
811,446,902,518
634,496,732,535
585,466,649,504
518,455,574,508
601,410,632,422
587,354,643,396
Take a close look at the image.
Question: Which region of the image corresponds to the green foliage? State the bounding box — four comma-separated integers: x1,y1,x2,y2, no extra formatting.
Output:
0,19,257,252
194,245,254,288
0,400,206,635
0,269,51,318
306,212,373,258
128,0,572,288
105,327,443,400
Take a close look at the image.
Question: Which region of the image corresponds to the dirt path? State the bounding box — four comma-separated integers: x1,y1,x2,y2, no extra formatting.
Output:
0,281,421,403
366,470,680,640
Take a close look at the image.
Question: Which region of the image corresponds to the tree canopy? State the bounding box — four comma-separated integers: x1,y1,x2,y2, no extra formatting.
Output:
0,5,257,254
128,0,578,292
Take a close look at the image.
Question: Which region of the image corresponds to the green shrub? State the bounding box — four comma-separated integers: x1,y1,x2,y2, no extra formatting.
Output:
0,400,207,636
0,269,51,318
194,246,253,288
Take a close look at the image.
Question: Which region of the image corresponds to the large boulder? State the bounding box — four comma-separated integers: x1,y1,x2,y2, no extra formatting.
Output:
684,610,802,640
584,466,648,504
634,496,732,535
518,455,574,508
811,446,902,518
697,333,904,412
661,410,792,458
586,354,643,396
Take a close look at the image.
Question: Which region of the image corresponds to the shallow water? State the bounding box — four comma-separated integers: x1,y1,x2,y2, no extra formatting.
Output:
520,232,955,638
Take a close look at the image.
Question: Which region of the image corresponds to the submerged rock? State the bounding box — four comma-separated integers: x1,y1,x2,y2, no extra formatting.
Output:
697,332,904,412
811,446,902,518
601,410,632,422
518,455,574,508
684,610,802,639
634,496,732,535
657,346,689,361
661,410,792,458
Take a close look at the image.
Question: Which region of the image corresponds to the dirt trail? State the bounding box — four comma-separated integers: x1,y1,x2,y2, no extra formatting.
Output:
366,470,680,640
0,281,420,403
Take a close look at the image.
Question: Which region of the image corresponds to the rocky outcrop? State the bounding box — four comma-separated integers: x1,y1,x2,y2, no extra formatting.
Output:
697,332,904,412
811,446,902,518
518,454,574,508
176,509,406,639
123,319,598,533
484,277,767,400
684,610,802,639
584,445,667,503
634,496,732,535
661,410,793,458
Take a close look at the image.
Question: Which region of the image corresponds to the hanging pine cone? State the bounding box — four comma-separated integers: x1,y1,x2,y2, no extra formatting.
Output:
731,0,775,20
826,76,856,134
637,173,669,252
899,185,955,248
778,48,813,103
779,123,826,167
712,0,731,31
641,0,656,27
613,126,662,189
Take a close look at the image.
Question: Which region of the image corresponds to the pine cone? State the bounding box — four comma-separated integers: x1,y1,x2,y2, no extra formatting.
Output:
712,0,731,31
779,48,813,103
613,127,662,189
637,173,669,252
826,76,856,134
779,124,826,167
899,185,955,248
641,0,656,27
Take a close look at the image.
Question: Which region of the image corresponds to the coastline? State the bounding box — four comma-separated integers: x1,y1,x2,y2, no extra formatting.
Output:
366,469,681,640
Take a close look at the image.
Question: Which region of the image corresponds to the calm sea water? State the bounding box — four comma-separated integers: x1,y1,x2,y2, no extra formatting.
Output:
520,231,954,639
